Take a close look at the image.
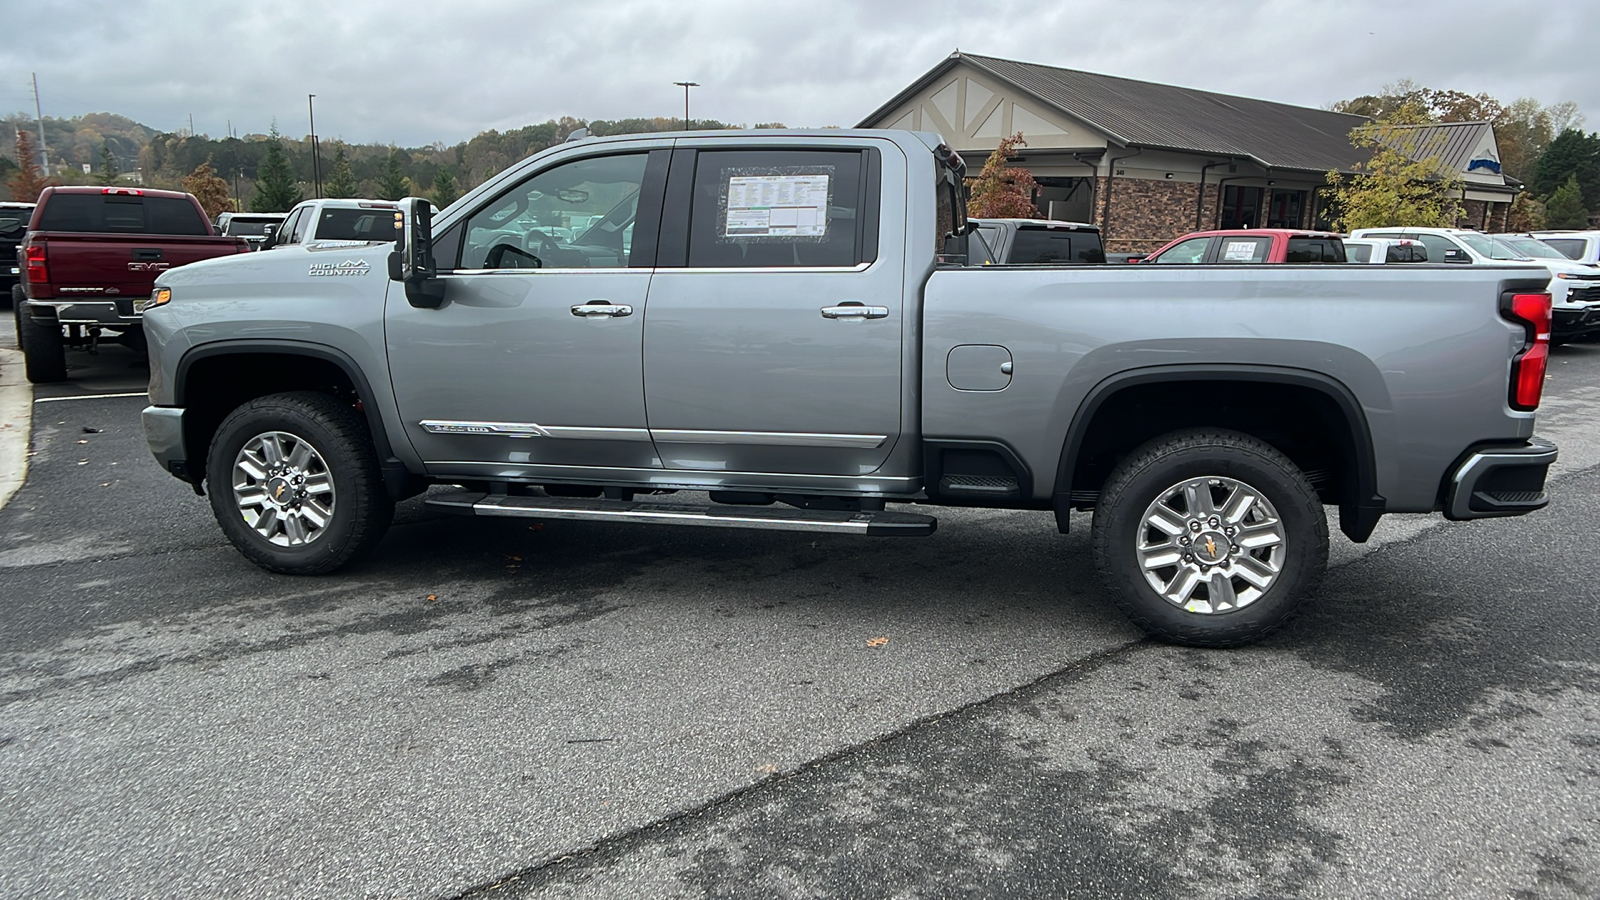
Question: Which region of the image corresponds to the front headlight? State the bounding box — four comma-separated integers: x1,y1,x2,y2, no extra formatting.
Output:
1554,273,1598,281
135,287,171,313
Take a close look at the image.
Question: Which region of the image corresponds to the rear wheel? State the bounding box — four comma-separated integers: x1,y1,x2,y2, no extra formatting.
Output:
1091,428,1328,648
206,391,393,574
19,302,68,383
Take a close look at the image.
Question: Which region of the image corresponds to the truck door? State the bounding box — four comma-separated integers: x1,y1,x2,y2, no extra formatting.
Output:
642,144,905,477
386,149,669,475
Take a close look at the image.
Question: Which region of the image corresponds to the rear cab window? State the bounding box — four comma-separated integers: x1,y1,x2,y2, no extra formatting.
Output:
315,207,399,242
37,193,208,235
1010,226,1105,264
1540,238,1585,260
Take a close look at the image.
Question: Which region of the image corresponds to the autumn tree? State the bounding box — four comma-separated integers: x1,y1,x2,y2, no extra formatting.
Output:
183,158,233,218
1325,103,1463,231
251,126,302,212
375,148,410,201
967,133,1039,218
1544,175,1589,229
429,165,459,207
6,129,54,202
95,143,119,185
323,144,358,198
1506,192,1547,232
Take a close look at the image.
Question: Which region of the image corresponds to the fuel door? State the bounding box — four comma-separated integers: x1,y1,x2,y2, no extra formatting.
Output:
947,344,1013,392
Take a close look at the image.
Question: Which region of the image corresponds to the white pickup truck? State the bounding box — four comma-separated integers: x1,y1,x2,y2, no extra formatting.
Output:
261,198,400,249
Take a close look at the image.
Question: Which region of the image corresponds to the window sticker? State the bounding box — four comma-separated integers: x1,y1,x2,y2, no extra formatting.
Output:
1223,240,1260,261
719,169,833,240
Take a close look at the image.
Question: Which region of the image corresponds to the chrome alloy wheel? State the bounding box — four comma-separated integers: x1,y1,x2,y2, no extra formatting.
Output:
1136,476,1287,614
231,431,337,547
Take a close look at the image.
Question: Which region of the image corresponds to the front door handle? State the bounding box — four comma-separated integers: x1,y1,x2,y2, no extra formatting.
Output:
571,301,633,318
820,303,889,320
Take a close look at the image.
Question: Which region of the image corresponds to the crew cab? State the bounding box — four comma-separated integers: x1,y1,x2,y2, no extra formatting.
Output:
15,186,248,382
1354,227,1600,343
140,129,1557,649
261,198,400,249
1139,228,1346,264
966,218,1105,265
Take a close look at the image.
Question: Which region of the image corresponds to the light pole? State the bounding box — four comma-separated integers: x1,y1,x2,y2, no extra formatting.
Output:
307,93,322,198
673,81,698,131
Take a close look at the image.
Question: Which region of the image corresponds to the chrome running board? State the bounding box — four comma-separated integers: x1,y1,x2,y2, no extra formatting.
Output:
425,491,936,536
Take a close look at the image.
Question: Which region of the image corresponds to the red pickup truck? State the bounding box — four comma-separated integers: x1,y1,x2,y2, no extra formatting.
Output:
1138,228,1347,264
14,186,249,383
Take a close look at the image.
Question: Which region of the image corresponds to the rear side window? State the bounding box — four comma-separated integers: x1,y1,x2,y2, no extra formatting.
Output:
1541,238,1585,260
1217,237,1271,263
1285,238,1345,262
37,194,208,235
1010,227,1105,264
687,149,868,268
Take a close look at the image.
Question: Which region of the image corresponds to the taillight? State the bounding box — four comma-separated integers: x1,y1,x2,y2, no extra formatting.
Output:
1504,291,1551,411
25,244,47,284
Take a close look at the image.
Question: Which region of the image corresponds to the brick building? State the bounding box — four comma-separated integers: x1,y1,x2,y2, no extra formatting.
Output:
858,53,1519,253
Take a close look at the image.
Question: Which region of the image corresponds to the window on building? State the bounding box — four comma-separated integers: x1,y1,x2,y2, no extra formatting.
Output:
1219,185,1262,230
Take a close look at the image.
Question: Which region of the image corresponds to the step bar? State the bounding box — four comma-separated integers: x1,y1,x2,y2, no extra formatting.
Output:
425,491,937,536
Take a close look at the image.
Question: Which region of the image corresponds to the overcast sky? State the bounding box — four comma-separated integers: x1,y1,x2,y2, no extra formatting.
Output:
3,0,1595,148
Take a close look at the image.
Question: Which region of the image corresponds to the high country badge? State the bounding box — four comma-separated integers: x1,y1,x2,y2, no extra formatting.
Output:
308,260,372,277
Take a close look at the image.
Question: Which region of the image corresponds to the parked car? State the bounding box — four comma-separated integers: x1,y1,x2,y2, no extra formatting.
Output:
1353,227,1600,342
215,212,287,251
1139,229,1346,264
262,199,400,248
13,186,249,382
1342,237,1428,264
0,201,35,307
966,218,1105,265
1530,230,1600,266
141,129,1557,649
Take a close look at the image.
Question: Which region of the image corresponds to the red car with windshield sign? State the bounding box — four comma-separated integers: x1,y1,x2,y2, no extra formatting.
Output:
1137,228,1346,264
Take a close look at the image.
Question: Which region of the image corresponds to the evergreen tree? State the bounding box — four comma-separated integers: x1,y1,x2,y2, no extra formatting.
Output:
429,165,459,207
375,148,410,201
1544,175,1589,229
95,143,119,185
1530,129,1600,209
251,126,302,212
323,144,358,198
1506,191,1547,232
182,158,233,219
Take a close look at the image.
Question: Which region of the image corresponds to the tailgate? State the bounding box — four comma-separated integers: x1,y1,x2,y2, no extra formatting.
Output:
37,233,241,307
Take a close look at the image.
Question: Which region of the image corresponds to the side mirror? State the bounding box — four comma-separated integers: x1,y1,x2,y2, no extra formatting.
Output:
257,223,278,249
388,197,446,308
1442,248,1470,264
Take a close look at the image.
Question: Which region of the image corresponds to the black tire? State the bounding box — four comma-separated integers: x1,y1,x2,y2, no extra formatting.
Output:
11,286,24,344
20,303,68,383
1091,428,1328,648
206,391,393,575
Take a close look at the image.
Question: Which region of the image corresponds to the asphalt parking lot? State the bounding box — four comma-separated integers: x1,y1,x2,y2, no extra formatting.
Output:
1,330,1597,899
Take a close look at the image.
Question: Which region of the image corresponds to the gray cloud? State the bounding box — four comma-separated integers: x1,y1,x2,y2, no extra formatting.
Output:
2,0,1592,148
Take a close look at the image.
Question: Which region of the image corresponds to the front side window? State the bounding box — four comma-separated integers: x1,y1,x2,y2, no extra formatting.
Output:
687,149,866,268
462,153,648,270
1412,233,1458,262
289,207,313,244
1152,236,1211,264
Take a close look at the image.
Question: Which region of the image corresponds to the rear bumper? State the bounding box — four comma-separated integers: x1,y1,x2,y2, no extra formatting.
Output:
1553,304,1600,338
24,299,143,327
1443,437,1558,520
142,405,194,482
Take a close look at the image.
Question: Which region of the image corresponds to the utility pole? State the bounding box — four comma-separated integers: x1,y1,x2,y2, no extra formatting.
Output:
308,94,322,199
31,73,48,173
673,81,698,131
188,112,194,136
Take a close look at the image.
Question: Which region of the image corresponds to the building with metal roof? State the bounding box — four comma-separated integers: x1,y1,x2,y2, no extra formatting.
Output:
859,52,1518,252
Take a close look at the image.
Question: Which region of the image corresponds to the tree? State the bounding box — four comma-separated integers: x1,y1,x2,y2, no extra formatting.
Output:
966,133,1039,218
1325,103,1464,231
1530,129,1600,209
251,126,302,212
95,143,119,185
428,165,459,207
1544,175,1589,229
323,144,358,198
6,129,54,202
1506,191,1547,232
182,158,233,219
375,148,410,201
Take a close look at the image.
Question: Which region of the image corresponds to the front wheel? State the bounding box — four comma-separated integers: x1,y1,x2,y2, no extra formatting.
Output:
1091,429,1328,648
206,391,394,574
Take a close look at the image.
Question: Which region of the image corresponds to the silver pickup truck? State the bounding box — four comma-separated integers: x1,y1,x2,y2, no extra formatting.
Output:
140,129,1558,648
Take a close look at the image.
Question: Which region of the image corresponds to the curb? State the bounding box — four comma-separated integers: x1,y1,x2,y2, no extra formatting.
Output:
0,347,30,511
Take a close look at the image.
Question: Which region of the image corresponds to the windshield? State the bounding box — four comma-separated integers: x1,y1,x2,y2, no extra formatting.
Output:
1456,232,1525,260
1498,236,1569,260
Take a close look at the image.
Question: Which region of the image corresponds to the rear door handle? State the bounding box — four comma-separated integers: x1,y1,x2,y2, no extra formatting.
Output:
820,304,889,319
571,302,633,318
